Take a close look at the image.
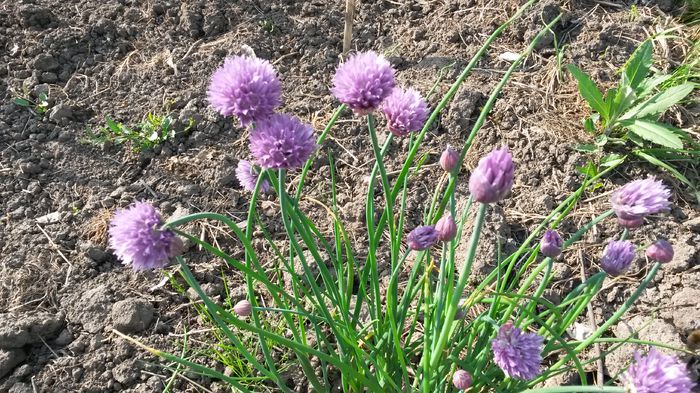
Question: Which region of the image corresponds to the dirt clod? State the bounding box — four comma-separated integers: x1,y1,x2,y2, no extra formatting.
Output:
111,299,154,334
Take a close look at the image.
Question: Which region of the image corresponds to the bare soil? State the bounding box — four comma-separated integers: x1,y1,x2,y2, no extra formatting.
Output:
0,0,698,392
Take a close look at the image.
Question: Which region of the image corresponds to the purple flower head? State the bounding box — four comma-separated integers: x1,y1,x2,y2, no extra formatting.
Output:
407,225,439,251
249,113,317,170
236,160,270,193
452,369,472,390
646,239,674,264
381,87,428,136
621,348,694,393
207,55,282,126
233,299,252,317
440,145,459,173
331,51,396,115
540,230,563,258
491,322,544,381
436,214,457,242
601,240,636,276
611,177,671,229
108,202,182,271
469,147,515,204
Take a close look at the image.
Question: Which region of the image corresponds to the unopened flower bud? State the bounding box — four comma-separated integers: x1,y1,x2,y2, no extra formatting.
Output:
540,230,563,258
436,214,457,242
646,240,673,263
469,147,514,204
452,369,472,390
407,225,438,251
233,299,252,317
440,146,459,172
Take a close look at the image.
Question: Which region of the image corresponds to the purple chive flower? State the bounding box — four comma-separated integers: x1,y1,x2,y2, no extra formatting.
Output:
601,240,636,276
540,230,563,258
440,145,459,172
235,160,270,193
491,322,544,381
452,369,472,390
108,202,183,271
611,177,671,229
207,55,281,126
249,113,317,170
233,299,252,317
331,51,396,115
381,87,429,136
407,225,439,251
436,214,457,242
646,240,674,264
621,348,694,393
469,147,515,204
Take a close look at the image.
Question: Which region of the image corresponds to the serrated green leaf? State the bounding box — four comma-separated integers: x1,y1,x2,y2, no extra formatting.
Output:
623,119,683,149
636,74,673,97
567,64,609,119
13,98,31,107
601,153,625,167
620,83,695,121
624,41,652,91
594,134,608,147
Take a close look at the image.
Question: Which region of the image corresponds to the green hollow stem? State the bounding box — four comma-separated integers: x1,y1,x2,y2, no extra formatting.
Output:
521,387,625,393
428,203,487,372
531,262,662,386
295,104,346,200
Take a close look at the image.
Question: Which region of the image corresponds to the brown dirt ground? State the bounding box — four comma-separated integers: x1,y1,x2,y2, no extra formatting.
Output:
0,0,698,392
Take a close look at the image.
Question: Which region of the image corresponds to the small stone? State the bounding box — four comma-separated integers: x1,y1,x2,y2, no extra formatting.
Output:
9,382,32,393
0,349,26,379
33,54,59,72
86,247,108,263
53,329,73,346
49,104,72,123
35,211,61,224
19,162,41,175
111,299,154,334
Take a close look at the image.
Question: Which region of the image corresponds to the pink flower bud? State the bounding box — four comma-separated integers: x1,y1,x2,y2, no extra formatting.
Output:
646,239,673,263
539,230,563,258
452,369,472,390
440,145,459,172
468,147,514,204
233,299,252,317
436,214,457,242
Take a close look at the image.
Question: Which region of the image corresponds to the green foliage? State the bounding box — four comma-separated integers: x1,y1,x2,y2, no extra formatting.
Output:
83,113,194,152
568,40,698,196
12,92,50,115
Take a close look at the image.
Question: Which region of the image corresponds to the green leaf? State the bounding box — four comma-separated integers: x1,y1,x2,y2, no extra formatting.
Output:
601,153,625,167
567,64,609,120
594,134,608,147
624,41,652,91
106,117,121,133
13,98,31,107
636,74,673,97
634,150,697,195
623,119,683,149
620,83,695,120
583,117,596,133
574,144,597,153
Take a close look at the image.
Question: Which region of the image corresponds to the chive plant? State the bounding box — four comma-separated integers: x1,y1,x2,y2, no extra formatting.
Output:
109,1,696,392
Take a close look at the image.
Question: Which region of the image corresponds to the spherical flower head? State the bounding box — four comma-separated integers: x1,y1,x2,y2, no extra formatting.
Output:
611,177,671,229
108,202,182,270
436,214,457,242
540,230,563,258
452,369,472,390
621,348,694,393
440,145,459,172
381,87,428,136
249,113,317,170
491,322,544,380
233,299,252,317
601,240,636,276
331,51,396,115
235,160,270,193
407,225,439,251
646,239,674,264
469,147,515,204
207,55,282,126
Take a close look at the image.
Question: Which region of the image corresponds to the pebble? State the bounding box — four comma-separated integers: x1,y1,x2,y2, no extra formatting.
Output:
48,104,72,123
111,299,154,334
